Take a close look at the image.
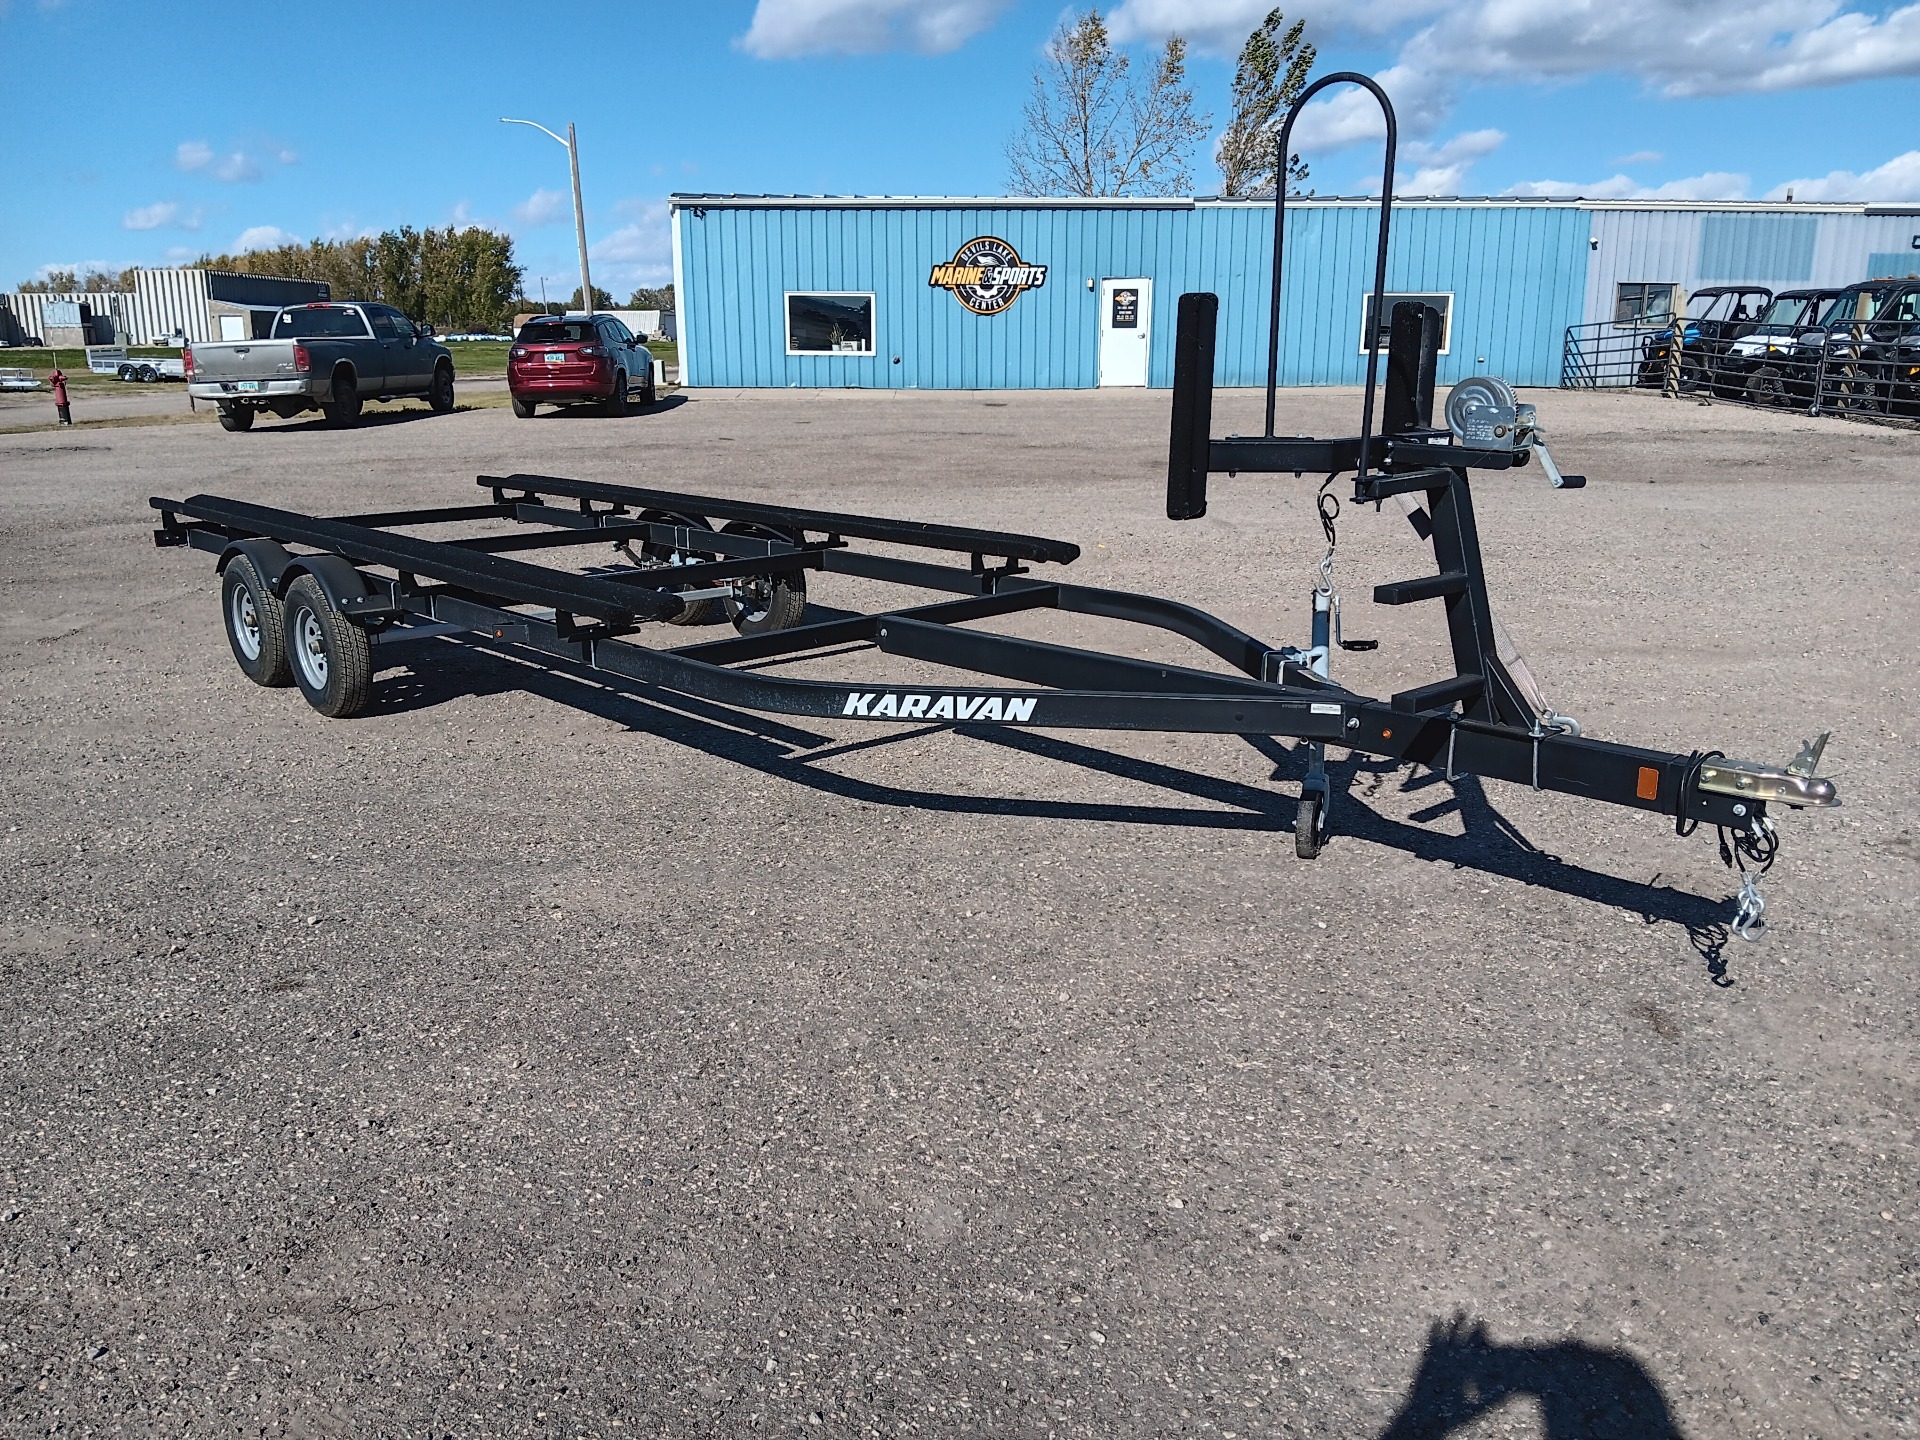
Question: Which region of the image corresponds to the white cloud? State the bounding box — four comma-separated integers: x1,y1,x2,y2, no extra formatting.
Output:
589,201,673,290
124,201,180,231
739,0,1007,57
513,187,570,226
232,225,301,253
1399,127,1505,194
1112,0,1920,155
1766,149,1920,200
276,146,299,165
214,151,262,183
1609,150,1663,167
175,138,283,182
1505,171,1750,200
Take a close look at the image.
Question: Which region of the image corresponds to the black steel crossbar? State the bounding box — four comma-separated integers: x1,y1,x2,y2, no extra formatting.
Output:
483,473,1083,565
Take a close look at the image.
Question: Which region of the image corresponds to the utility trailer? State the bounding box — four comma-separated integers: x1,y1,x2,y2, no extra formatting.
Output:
149,74,1838,936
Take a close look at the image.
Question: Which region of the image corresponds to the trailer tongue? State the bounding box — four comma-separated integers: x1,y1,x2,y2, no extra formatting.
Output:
149,76,1838,939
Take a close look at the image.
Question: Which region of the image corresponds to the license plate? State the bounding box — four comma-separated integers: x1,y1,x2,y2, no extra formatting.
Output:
544,352,564,365
237,380,260,392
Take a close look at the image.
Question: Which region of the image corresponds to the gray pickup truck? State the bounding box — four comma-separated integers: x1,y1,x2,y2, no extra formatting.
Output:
187,301,455,431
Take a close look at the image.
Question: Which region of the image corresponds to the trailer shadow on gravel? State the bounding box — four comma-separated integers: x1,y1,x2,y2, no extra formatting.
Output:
368,637,1740,977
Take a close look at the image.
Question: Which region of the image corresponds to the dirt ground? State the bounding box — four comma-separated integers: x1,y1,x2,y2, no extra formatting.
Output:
1,386,1914,1438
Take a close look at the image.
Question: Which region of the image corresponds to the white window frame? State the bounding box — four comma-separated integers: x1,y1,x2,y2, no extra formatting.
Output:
1357,291,1453,355
784,291,877,357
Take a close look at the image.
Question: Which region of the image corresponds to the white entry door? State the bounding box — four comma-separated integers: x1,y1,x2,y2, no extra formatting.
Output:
1098,278,1151,386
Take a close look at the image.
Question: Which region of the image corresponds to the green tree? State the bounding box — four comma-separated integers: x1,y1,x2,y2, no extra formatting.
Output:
1006,9,1208,197
17,270,78,293
626,284,675,309
567,285,615,311
1216,8,1315,197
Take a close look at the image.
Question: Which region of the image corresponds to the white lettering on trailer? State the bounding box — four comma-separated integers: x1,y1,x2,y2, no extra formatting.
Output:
842,692,1038,723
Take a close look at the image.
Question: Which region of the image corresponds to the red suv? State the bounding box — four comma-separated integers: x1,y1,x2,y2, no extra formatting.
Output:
509,314,656,417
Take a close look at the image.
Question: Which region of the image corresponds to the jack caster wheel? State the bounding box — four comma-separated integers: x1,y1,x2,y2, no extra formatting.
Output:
282,573,372,718
1295,792,1325,860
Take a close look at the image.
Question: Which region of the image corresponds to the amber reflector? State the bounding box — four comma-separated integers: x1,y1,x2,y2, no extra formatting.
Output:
1636,766,1660,801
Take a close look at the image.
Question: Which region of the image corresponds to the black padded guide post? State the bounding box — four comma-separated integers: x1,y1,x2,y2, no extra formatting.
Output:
1382,301,1441,434
1167,292,1218,520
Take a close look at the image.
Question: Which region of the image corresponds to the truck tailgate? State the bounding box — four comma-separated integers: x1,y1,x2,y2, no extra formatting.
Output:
190,341,302,383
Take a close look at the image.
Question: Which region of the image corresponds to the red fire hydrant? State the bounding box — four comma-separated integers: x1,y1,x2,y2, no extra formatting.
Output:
51,367,71,426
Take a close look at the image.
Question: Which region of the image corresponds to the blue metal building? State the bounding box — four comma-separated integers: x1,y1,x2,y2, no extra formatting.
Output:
670,195,1920,390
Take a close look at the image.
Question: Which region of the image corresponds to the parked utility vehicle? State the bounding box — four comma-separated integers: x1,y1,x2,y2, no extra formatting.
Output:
186,301,455,431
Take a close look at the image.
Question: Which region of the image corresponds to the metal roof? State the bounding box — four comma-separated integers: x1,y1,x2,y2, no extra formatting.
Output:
671,192,1920,216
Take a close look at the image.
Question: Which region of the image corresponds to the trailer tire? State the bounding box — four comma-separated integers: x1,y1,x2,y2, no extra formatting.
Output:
323,368,362,428
429,361,455,413
221,554,291,687
218,404,255,432
720,521,807,635
640,510,722,625
283,573,372,718
1295,793,1324,860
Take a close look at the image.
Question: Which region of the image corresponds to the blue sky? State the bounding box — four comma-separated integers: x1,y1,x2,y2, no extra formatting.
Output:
3,0,1918,299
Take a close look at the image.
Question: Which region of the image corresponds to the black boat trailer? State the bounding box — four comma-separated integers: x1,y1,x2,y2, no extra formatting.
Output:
149,77,1838,938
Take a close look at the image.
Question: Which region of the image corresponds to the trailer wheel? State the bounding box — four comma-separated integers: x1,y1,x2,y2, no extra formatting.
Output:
639,510,722,625
1295,793,1324,860
322,368,362,428
720,521,807,635
429,361,455,413
283,573,372,718
217,404,255,432
221,555,291,687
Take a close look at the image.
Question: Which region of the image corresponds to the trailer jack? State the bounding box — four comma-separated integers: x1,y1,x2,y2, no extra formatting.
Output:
150,76,1837,937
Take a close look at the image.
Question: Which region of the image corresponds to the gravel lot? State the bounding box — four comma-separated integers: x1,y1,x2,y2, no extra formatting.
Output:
1,387,1914,1438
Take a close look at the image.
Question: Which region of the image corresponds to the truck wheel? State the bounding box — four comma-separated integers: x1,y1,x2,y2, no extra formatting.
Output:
429,362,455,413
218,404,255,432
606,370,631,417
639,510,720,625
511,395,537,419
283,573,372,718
221,555,291,686
720,522,806,635
323,369,362,428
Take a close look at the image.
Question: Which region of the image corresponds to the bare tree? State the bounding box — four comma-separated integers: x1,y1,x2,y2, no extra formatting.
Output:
1216,8,1315,197
1007,10,1210,198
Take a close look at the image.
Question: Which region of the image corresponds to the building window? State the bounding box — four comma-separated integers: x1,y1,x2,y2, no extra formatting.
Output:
1613,282,1676,326
1358,292,1452,354
786,293,875,355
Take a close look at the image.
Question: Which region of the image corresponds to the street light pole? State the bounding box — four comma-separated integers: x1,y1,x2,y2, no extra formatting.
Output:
501,117,594,314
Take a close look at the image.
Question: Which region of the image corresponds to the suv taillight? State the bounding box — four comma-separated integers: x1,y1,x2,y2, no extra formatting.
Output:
510,346,527,360
293,343,311,372
579,345,603,358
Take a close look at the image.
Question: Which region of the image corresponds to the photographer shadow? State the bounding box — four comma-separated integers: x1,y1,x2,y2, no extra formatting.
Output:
1378,1314,1682,1440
